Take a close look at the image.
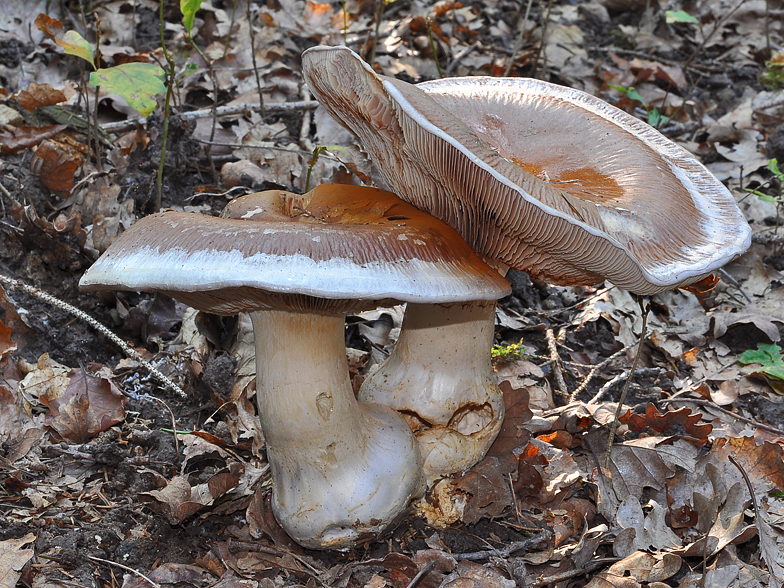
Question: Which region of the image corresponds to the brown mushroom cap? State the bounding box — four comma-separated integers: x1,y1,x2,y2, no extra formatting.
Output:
79,185,511,313
302,46,751,294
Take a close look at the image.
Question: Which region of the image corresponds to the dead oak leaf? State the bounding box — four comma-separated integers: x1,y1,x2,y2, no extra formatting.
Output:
30,139,84,196
0,124,67,155
456,456,515,525
625,403,712,446
40,368,125,443
16,83,66,111
0,533,35,588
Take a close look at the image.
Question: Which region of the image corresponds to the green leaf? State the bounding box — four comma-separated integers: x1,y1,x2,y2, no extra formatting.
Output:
181,0,205,32
739,343,784,381
34,13,95,66
626,87,646,105
759,194,778,203
769,158,782,178
665,10,699,24
89,63,166,116
647,109,670,127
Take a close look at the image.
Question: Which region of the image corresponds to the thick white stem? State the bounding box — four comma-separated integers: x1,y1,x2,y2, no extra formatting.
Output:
250,309,424,549
358,301,504,479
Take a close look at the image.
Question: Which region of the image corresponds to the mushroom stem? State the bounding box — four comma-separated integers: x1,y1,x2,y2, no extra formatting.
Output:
250,308,425,549
358,300,504,479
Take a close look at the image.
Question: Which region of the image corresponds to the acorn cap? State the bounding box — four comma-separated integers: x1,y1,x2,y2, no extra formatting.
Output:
302,46,751,294
79,184,511,314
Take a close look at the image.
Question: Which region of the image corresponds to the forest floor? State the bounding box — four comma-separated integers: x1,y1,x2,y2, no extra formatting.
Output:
2,0,784,586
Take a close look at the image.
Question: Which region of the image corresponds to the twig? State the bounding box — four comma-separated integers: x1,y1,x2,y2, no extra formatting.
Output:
662,397,784,437
246,0,265,121
570,342,636,402
505,0,534,76
406,560,436,588
86,556,161,588
100,101,320,134
546,328,567,396
453,530,551,561
588,367,663,406
0,274,187,399
446,42,479,75
729,455,759,514
717,268,752,303
604,297,650,470
530,558,620,586
682,0,746,72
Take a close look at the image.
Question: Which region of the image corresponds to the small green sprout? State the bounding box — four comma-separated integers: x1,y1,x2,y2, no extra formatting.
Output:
491,338,526,364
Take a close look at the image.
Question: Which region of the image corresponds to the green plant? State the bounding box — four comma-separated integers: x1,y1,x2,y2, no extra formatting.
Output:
739,343,784,381
34,14,165,171
35,15,165,118
760,50,784,90
607,83,670,128
491,338,526,363
665,10,699,24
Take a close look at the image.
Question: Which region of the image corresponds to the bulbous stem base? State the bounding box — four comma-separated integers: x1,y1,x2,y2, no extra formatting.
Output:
358,301,504,478
251,309,425,549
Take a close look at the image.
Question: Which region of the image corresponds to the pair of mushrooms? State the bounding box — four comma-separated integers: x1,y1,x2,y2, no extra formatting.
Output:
80,47,750,550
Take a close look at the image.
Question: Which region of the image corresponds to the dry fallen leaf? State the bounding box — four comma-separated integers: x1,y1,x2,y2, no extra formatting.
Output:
0,533,35,588
40,368,126,443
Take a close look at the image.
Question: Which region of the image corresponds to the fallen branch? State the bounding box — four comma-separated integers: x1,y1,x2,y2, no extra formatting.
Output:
101,100,320,134
0,273,187,398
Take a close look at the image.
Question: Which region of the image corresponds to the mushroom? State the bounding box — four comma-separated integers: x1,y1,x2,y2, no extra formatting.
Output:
79,184,510,549
301,45,751,476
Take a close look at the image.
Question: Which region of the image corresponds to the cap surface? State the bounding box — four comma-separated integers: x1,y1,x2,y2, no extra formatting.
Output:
302,45,751,294
79,185,511,314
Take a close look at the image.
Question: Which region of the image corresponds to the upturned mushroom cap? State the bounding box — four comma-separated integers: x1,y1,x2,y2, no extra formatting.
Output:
79,184,511,310
302,46,751,294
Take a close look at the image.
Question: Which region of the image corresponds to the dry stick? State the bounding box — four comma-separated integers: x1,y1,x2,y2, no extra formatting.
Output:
86,556,161,588
529,0,554,78
0,274,187,399
530,558,620,587
101,101,319,134
570,342,636,403
156,0,177,213
246,0,265,121
546,328,568,396
682,0,746,73
368,0,385,66
589,367,663,406
504,0,535,76
452,530,552,561
405,560,436,588
445,42,479,76
187,37,220,183
603,297,650,471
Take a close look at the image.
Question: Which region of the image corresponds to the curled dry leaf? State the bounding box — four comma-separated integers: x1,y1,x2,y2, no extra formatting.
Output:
624,403,712,446
0,533,35,588
40,368,125,443
485,379,533,460
0,124,67,155
16,82,66,111
30,138,84,195
139,471,241,525
456,456,515,524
